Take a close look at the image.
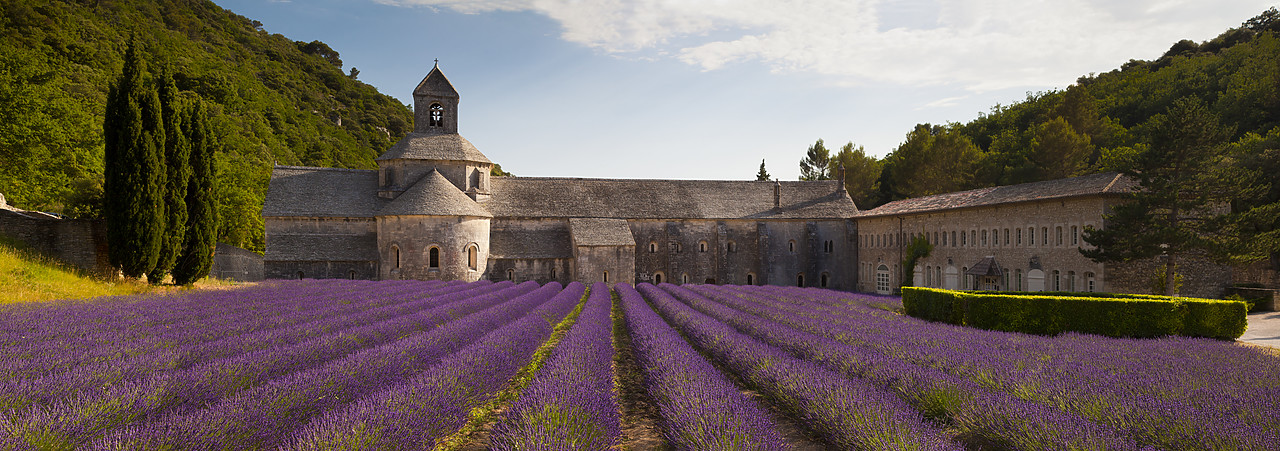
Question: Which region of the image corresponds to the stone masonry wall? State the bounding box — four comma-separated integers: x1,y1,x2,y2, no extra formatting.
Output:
211,242,264,282
0,209,110,275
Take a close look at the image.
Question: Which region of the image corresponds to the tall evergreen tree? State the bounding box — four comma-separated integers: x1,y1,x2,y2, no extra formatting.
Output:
147,64,191,284
1081,98,1237,295
755,159,771,181
104,39,166,279
173,100,218,285
799,139,831,181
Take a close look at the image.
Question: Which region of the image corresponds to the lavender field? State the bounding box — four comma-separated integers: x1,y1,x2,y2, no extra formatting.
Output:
1,279,1277,450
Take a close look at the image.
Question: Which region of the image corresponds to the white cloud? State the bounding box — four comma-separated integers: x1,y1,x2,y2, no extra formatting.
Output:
377,0,1274,91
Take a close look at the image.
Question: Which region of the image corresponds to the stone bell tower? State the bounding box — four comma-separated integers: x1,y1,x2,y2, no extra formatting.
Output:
413,61,459,135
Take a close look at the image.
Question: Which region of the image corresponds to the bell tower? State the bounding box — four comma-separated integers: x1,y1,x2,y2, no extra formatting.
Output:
413,61,459,135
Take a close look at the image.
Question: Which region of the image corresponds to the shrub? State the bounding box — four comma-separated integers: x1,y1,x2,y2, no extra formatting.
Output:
901,288,1247,340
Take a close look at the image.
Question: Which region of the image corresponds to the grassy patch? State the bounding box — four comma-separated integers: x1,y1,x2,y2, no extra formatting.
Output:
0,236,245,304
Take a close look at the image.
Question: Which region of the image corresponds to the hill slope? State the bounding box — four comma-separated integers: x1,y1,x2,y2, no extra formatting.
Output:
0,0,416,252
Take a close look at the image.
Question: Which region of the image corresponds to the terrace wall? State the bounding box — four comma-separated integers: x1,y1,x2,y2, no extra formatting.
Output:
211,242,264,282
0,208,111,276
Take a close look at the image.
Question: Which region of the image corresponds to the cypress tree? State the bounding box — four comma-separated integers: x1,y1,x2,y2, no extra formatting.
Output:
173,100,217,285
147,64,191,284
104,39,166,279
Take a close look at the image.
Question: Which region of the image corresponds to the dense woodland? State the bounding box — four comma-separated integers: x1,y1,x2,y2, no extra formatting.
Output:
0,0,414,252
800,8,1280,269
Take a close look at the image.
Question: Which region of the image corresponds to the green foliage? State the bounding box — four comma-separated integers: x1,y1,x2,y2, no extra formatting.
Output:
172,100,217,286
901,287,1247,340
148,64,191,283
0,0,415,253
104,38,165,279
828,142,880,207
901,234,933,288
798,139,831,181
490,163,514,177
1082,98,1238,295
755,159,770,181
878,124,981,201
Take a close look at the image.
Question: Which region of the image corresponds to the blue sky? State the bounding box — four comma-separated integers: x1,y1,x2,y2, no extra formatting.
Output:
213,0,1274,180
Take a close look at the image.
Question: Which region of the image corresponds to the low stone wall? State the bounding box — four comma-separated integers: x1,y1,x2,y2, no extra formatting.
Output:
212,242,264,282
1234,260,1280,290
0,209,111,276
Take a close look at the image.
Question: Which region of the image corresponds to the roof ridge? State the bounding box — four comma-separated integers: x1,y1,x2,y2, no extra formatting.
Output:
273,165,375,174
493,176,839,184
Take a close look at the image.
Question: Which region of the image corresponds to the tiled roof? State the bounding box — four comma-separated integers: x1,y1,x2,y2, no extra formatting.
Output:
964,256,1004,276
569,218,635,246
380,170,492,217
375,133,491,163
262,166,382,218
484,178,858,220
490,227,573,259
265,233,378,261
413,66,459,98
861,172,1135,217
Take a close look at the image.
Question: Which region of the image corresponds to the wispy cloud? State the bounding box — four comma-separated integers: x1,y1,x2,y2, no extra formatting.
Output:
377,0,1272,91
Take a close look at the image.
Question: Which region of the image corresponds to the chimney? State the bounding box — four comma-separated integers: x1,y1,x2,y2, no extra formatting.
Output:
773,181,782,209
836,162,847,194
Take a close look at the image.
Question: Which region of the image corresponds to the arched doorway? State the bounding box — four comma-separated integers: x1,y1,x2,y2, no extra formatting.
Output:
875,265,891,294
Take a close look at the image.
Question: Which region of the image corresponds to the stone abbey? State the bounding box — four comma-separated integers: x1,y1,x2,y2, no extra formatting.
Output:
261,66,1230,298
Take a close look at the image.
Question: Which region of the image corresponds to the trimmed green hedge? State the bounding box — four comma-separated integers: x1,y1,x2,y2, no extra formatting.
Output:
902,287,1247,340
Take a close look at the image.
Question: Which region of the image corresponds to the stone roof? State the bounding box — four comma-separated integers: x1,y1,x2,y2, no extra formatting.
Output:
262,166,382,218
964,256,1004,277
490,227,573,259
484,178,857,220
569,218,635,246
414,65,459,98
375,133,491,163
380,169,492,217
265,234,378,261
861,172,1135,218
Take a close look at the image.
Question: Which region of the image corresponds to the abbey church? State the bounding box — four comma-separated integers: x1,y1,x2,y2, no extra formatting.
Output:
262,66,1231,298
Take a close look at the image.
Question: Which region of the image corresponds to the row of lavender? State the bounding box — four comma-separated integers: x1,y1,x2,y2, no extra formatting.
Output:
1,279,615,449
679,283,1280,450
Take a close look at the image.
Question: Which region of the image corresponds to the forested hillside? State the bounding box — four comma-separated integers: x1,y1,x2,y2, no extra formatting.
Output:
0,0,416,252
837,8,1280,207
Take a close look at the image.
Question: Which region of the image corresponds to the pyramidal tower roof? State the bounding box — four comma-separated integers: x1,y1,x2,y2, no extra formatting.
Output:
414,64,459,98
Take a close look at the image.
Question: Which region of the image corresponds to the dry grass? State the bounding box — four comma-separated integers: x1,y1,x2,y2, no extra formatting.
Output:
0,237,246,304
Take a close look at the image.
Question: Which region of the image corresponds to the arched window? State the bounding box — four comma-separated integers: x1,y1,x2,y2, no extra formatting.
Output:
981,230,988,246
746,273,755,285
788,240,796,253
429,103,444,127
935,266,942,288
467,244,478,270
797,273,805,287
1004,228,1010,245
649,242,657,253
727,241,736,252
349,270,356,280
1042,227,1049,246
507,268,515,281
550,267,557,280
672,242,682,253
1067,271,1076,291
1052,270,1061,291
820,272,829,288
604,270,610,283
925,265,932,287
1017,228,1023,246
1085,272,1096,292
699,241,708,252
1056,226,1064,246
428,247,440,269
392,245,401,269
1015,269,1023,291
653,272,663,284
1071,225,1079,245
681,273,689,284
297,271,305,280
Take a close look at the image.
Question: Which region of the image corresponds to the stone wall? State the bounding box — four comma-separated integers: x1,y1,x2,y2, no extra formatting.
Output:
0,209,110,275
486,258,572,284
574,245,635,285
1234,259,1280,290
627,219,855,290
263,216,379,280
377,215,490,281
859,197,1112,294
211,242,264,282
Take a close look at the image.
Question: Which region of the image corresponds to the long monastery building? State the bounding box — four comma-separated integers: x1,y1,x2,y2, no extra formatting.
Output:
262,66,1230,299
